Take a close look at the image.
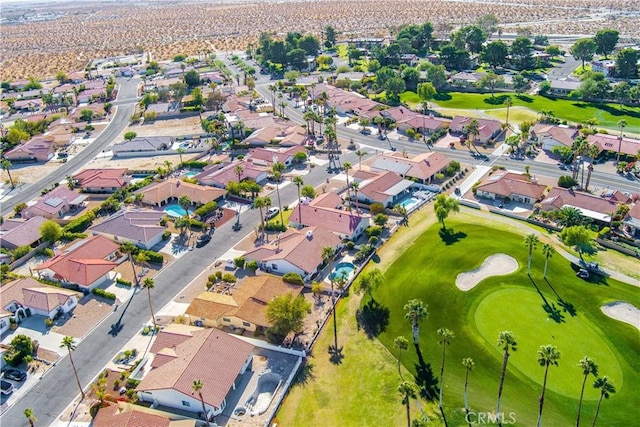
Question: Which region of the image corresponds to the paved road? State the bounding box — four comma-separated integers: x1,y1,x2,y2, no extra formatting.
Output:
0,77,140,217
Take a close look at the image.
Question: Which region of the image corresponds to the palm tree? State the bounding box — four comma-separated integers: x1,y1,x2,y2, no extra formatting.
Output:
437,328,455,409
505,97,512,129
355,149,367,170
24,408,37,427
177,147,186,166
178,195,192,219
192,379,211,427
120,242,141,285
556,206,585,227
403,299,428,346
142,277,156,330
571,137,587,182
536,345,561,427
462,358,475,420
1,158,15,189
584,144,600,191
394,204,408,224
322,246,338,351
616,119,627,164
343,162,352,208
398,380,418,427
592,376,616,427
541,243,554,278
234,165,244,182
433,194,460,231
293,176,304,223
61,336,84,399
576,356,599,427
463,119,480,152
351,181,360,214
394,336,409,377
496,331,517,417
271,162,286,226
253,196,267,238
524,233,539,275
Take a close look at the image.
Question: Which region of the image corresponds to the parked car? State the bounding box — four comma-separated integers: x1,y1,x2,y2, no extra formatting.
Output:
264,207,280,221
196,234,211,247
3,369,26,382
0,380,14,395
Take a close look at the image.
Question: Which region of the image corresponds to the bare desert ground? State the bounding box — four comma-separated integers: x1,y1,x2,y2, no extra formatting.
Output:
1,0,639,80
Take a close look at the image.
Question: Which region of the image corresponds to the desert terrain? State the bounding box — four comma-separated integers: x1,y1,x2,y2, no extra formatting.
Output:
1,0,639,80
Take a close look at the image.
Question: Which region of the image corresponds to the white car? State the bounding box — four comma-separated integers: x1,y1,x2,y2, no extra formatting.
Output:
264,207,280,220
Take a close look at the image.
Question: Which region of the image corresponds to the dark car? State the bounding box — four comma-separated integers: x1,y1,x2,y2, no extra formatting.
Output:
196,234,211,247
0,380,13,395
3,369,26,382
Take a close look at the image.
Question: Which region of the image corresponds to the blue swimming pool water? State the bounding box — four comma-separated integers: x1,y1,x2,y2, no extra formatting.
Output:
329,262,356,282
399,196,420,209
184,171,198,178
164,204,188,218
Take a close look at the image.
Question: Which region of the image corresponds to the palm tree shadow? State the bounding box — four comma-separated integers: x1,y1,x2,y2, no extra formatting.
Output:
355,298,390,339
529,276,565,323
413,343,438,401
328,345,344,365
292,360,315,386
438,228,467,245
544,278,577,317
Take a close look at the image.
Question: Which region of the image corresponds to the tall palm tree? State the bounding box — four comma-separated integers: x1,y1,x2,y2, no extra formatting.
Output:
576,356,599,427
437,328,455,409
120,242,142,285
192,379,211,427
591,376,615,427
524,233,539,275
394,336,409,377
398,380,418,427
234,165,244,182
463,119,480,152
271,162,286,226
541,243,554,279
343,162,352,208
403,299,428,346
496,331,517,417
536,345,561,427
571,137,587,182
355,149,367,170
616,119,627,164
462,358,475,421
351,181,360,214
61,336,84,399
293,176,304,223
322,246,338,351
177,147,186,166
178,195,192,219
584,144,600,191
143,277,157,330
1,158,15,189
24,408,36,427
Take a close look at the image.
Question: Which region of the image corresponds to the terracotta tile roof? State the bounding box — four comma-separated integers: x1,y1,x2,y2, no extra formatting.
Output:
195,161,265,188
244,226,341,274
186,275,303,328
357,171,413,204
137,178,227,206
149,324,202,354
93,402,194,427
476,172,547,199
22,186,88,218
34,235,119,287
627,202,640,220
0,216,47,249
531,124,577,147
138,328,254,408
73,168,129,190
0,277,80,316
90,209,166,245
541,187,623,215
450,116,502,141
371,151,450,181
289,193,367,237
587,133,640,157
4,136,54,159
308,192,343,208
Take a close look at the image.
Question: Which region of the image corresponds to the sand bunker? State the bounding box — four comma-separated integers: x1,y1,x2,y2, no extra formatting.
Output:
456,254,519,291
601,302,640,331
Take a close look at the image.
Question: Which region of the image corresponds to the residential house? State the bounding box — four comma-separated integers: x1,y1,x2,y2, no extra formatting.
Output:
247,145,307,168
22,186,88,220
352,170,414,207
137,178,227,207
77,88,107,104
111,136,173,156
69,103,107,122
622,203,640,238
591,60,616,77
549,79,581,96
90,209,166,250
531,123,578,151
3,136,55,162
13,98,43,114
93,401,197,427
243,124,307,147
370,151,450,184
0,216,47,250
377,107,449,136
244,226,342,280
34,235,120,291
145,102,179,118
450,72,485,87
540,187,629,224
347,37,386,51
1,277,80,322
186,275,304,332
288,192,370,240
194,161,267,189
449,116,503,144
335,72,366,83
44,124,77,148
586,133,640,158
72,168,129,193
400,54,418,66
200,71,225,84
136,325,254,418
475,172,547,205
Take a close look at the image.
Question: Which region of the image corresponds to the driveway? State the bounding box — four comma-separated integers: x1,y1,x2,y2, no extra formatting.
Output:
2,316,66,356
546,55,581,80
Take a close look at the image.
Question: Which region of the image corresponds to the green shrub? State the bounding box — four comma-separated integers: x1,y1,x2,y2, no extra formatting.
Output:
61,231,87,241
193,201,218,218
365,226,382,237
369,203,385,216
557,175,577,188
12,245,31,260
63,211,95,233
215,271,222,280
282,272,304,285
162,231,171,240
246,260,259,272
435,172,445,181
92,288,116,300
369,236,380,245
44,318,54,327
141,250,163,264
116,278,132,287
406,128,416,139
265,222,287,232
234,257,246,268
181,161,209,169
598,227,610,239
222,273,237,283
373,213,388,226
188,219,205,230
345,241,355,250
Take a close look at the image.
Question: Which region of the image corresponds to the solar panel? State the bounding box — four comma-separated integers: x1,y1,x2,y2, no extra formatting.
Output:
44,197,64,207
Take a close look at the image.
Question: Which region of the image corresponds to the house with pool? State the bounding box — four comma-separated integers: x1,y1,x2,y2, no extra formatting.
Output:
136,325,254,419
185,275,303,334
72,168,129,193
352,170,414,208
194,160,267,189
89,208,166,250
369,151,450,185
135,178,227,210
475,172,547,206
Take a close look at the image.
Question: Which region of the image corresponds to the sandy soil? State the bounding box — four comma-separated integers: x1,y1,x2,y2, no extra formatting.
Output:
601,301,640,330
455,253,519,291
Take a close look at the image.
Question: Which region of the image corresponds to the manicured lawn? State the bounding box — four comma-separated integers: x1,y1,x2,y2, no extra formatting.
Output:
372,214,640,426
430,91,640,132
400,91,422,109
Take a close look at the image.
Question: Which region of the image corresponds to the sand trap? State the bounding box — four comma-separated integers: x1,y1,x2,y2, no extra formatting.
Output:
456,254,519,291
601,302,640,331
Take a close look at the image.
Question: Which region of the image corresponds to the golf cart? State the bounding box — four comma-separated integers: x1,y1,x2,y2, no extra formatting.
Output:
576,269,590,279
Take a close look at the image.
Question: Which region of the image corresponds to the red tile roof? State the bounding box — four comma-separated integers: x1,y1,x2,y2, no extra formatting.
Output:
587,133,640,157
357,171,411,204
541,187,623,215
73,168,129,190
476,172,547,200
450,116,502,141
0,277,79,316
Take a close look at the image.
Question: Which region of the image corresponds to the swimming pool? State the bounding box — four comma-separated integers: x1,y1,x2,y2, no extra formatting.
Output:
399,196,420,210
329,262,356,282
164,204,188,218
183,171,198,178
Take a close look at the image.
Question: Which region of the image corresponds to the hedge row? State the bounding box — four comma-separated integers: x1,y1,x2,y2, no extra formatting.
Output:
63,211,95,233
92,288,116,300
